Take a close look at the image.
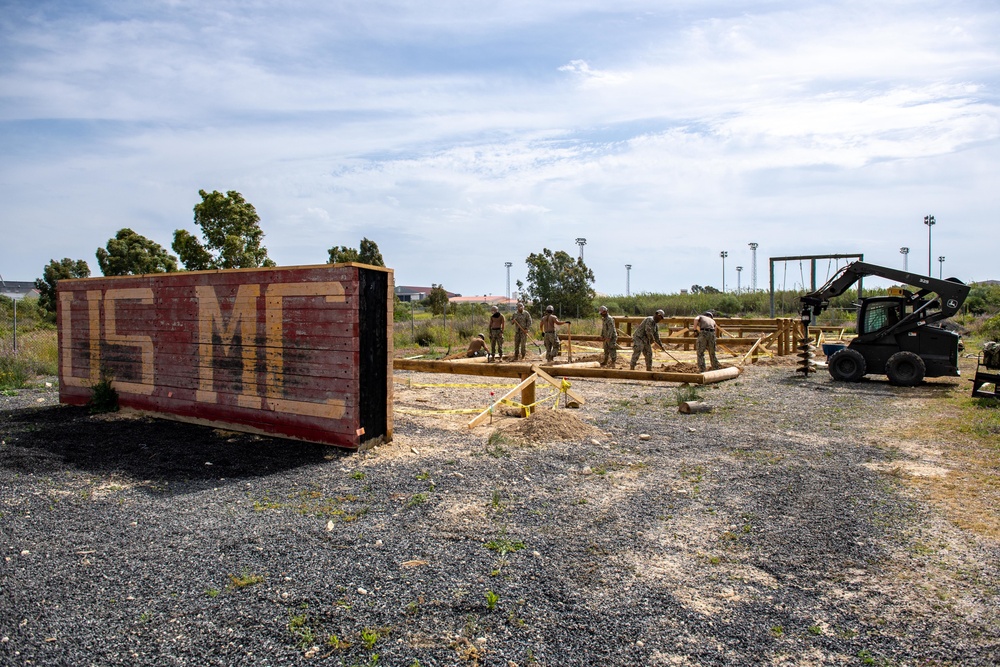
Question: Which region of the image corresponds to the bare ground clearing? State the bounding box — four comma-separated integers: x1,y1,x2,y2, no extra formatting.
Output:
0,358,997,666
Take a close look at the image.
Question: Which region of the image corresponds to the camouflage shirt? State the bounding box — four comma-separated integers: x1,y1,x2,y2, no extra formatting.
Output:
632,316,662,345
600,314,617,342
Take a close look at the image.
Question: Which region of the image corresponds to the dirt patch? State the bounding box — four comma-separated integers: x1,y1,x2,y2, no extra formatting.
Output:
495,407,606,443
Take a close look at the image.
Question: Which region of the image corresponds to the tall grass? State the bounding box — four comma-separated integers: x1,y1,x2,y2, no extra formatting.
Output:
0,297,58,389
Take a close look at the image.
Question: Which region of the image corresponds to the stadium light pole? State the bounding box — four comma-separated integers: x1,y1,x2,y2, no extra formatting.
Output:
736,266,743,294
504,261,512,306
938,256,945,279
924,215,935,275
720,251,728,292
748,242,758,291
899,247,909,272
575,238,587,262
625,264,632,297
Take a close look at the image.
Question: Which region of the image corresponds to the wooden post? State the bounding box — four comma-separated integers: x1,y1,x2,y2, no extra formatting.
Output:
520,372,535,417
679,401,713,414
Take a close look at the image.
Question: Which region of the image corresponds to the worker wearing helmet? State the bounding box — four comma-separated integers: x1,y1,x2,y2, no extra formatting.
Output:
540,305,569,362
510,302,533,361
692,311,721,372
599,305,618,367
630,310,666,371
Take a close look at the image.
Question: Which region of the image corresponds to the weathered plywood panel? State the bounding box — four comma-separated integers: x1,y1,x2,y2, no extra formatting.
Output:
57,264,392,449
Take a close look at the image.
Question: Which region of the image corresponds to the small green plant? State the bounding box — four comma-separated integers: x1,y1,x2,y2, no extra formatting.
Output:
326,634,351,650
485,537,526,555
675,384,702,405
485,431,511,458
484,590,499,611
351,470,366,480
360,627,380,650
139,611,152,623
205,588,220,598
228,569,264,589
415,470,431,481
88,369,119,413
406,493,428,508
289,613,315,649
807,624,822,635
770,625,784,637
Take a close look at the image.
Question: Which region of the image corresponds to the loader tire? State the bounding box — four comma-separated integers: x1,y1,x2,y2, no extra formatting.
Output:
828,348,866,382
885,351,925,387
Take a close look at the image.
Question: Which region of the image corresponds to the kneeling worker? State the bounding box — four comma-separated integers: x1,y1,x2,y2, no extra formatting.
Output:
466,333,488,358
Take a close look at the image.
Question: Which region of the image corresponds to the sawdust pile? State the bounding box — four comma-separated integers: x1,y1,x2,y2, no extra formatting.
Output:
497,408,605,443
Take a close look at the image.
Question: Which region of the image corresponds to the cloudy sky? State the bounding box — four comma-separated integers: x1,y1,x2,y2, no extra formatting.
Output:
2,0,998,298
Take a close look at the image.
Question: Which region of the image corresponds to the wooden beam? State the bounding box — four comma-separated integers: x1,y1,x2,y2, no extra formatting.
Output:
531,364,586,406
468,373,537,428
394,358,742,385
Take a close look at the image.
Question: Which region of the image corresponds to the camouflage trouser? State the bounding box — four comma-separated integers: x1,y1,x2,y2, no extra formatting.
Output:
543,331,559,361
697,330,720,372
602,340,617,366
514,330,528,359
630,335,653,371
489,329,504,358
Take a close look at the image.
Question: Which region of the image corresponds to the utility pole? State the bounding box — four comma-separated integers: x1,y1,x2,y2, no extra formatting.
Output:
736,266,743,294
748,242,758,291
899,247,909,271
938,256,945,279
924,215,935,275
720,251,728,292
575,238,587,262
504,261,512,306
625,264,632,297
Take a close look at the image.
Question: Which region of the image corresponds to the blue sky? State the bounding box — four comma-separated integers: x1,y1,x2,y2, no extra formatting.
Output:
2,0,998,297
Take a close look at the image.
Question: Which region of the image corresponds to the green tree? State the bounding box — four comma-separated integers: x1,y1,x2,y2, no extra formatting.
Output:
35,258,91,314
173,190,276,270
96,228,178,276
328,237,385,266
425,284,450,316
522,248,596,317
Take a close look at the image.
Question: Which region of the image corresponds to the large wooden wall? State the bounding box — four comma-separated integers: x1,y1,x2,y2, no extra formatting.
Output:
57,264,393,449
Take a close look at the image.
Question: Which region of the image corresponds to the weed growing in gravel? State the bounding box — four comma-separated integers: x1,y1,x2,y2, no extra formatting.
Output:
770,625,784,637
228,569,264,589
484,590,499,610
360,626,387,649
205,588,220,598
415,470,431,481
288,612,315,649
609,399,637,416
485,536,526,555
675,384,702,405
88,370,119,414
807,624,823,635
351,470,366,480
406,492,428,508
139,611,152,623
326,634,351,650
483,431,512,458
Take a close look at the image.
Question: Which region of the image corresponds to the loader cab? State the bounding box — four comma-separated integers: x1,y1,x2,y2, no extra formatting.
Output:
856,297,907,336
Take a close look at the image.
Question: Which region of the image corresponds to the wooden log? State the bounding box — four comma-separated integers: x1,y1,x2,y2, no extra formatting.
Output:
393,359,742,385
678,401,713,414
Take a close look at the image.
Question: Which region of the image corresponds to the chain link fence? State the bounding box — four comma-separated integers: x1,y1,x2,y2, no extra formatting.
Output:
0,298,58,389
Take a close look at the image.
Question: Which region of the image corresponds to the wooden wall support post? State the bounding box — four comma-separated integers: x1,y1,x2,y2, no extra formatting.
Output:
520,372,535,417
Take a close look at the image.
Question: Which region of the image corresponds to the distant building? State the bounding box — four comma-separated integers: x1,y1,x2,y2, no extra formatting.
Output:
394,285,461,302
449,295,517,307
0,280,39,300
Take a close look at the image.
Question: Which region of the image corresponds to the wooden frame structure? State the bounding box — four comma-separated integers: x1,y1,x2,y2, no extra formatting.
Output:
57,263,393,449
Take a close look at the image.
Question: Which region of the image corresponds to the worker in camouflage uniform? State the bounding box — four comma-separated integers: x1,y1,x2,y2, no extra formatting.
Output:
487,305,505,361
510,302,533,361
599,305,618,367
540,305,569,362
630,310,666,371
692,310,721,372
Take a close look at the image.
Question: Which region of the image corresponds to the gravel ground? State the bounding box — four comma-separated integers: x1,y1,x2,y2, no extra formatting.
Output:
1,365,998,666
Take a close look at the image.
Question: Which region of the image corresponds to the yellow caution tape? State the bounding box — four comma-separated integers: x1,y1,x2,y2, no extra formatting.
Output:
395,407,484,415
397,381,518,389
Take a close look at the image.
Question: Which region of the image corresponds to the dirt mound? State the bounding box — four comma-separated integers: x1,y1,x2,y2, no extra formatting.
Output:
497,407,605,443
